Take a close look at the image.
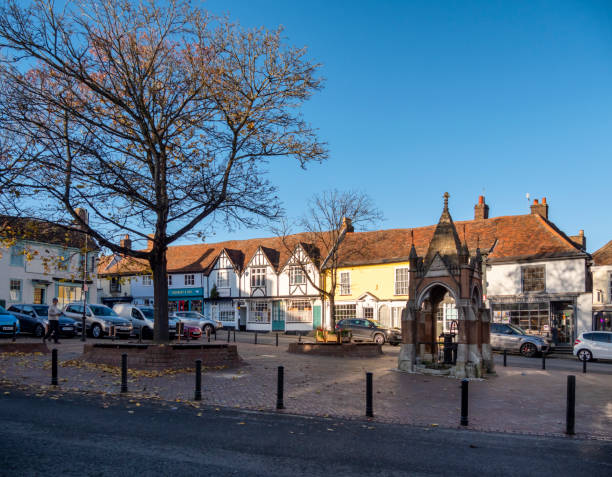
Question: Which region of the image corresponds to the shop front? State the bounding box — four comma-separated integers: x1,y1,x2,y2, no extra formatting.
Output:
168,287,204,314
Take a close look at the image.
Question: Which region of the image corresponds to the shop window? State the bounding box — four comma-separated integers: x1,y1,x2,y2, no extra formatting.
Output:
185,274,195,286
334,304,356,321
394,267,409,295
289,266,306,286
250,268,266,288
521,266,546,293
142,275,152,286
286,300,312,323
339,272,351,295
248,300,269,323
219,302,234,322
491,302,549,336
10,245,24,267
9,280,21,301
57,285,82,307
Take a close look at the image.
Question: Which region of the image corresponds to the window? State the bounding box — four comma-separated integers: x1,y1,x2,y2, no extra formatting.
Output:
363,307,373,319
491,302,549,335
33,288,45,304
185,274,195,286
219,302,234,322
251,268,266,288
217,270,230,288
392,307,404,328
334,304,356,321
110,277,121,293
9,280,21,301
57,250,70,271
248,300,269,323
521,266,546,293
339,272,351,295
286,300,312,322
289,266,306,286
142,275,152,286
10,245,24,267
609,273,612,304
168,275,173,286
57,286,82,307
394,267,409,295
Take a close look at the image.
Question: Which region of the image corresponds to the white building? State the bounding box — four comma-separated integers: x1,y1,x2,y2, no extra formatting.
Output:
591,240,612,332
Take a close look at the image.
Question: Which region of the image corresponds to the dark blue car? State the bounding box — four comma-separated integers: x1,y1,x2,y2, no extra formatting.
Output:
0,305,20,336
7,304,78,338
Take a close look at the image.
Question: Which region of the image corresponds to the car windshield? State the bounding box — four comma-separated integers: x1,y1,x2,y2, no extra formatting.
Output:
369,320,384,328
140,307,155,319
507,324,526,335
89,305,118,317
33,305,49,315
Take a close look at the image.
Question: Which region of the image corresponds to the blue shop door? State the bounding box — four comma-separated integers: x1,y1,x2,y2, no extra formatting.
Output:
272,301,285,331
313,305,321,330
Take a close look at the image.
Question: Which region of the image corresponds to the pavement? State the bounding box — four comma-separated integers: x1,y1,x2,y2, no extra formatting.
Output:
1,389,611,477
1,333,612,440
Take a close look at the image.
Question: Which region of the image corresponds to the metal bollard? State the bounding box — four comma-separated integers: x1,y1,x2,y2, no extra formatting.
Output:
233,330,236,342
276,332,279,347
503,349,507,367
460,379,469,426
51,349,58,386
12,322,16,342
194,359,202,401
254,332,258,345
298,333,302,343
111,325,116,342
566,375,575,435
276,366,284,410
366,372,373,418
81,316,86,342
582,355,587,374
121,353,128,393
227,329,230,343
206,327,210,343
542,353,546,370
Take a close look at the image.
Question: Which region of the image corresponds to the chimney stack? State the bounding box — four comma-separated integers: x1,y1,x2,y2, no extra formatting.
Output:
341,217,354,233
569,229,586,251
530,197,549,220
474,195,489,220
146,233,155,251
120,234,132,250
74,208,89,228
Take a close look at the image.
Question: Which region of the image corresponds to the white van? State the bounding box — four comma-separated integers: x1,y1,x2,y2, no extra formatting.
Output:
113,304,176,339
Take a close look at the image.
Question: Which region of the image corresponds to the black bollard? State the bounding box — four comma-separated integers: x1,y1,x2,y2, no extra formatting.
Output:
582,355,587,374
233,330,236,342
254,332,258,345
366,372,373,418
121,353,128,393
111,325,116,342
460,379,469,426
12,322,16,342
81,316,86,342
298,334,302,344
503,349,507,367
207,327,210,343
194,359,202,401
566,375,575,435
276,332,279,347
138,326,142,344
51,349,58,386
227,329,230,343
276,366,284,410
542,353,546,370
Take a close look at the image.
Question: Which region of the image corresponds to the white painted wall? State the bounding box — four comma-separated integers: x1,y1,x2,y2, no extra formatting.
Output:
576,293,593,335
592,265,612,305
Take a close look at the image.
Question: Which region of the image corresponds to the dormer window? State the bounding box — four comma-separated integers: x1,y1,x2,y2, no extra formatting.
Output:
289,266,306,286
251,268,266,288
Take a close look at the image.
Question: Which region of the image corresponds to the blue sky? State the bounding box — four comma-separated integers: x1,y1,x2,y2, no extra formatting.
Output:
198,0,612,252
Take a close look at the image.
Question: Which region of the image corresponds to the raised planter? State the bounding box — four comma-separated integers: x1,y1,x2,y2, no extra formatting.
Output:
81,343,242,370
0,342,50,354
288,342,382,358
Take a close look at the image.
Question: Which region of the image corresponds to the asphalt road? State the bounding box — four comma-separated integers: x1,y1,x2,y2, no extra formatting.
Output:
1,389,611,477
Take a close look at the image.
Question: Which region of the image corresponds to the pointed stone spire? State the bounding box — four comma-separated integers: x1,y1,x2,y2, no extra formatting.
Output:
424,192,463,267
409,229,418,266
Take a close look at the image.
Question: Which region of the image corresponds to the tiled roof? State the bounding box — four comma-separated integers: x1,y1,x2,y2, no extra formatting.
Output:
593,240,612,266
98,213,587,276
0,215,97,250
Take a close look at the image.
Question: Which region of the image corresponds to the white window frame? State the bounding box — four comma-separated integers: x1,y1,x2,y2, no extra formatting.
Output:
217,270,230,288
142,275,152,286
185,274,195,286
9,279,22,302
394,267,409,295
286,299,312,323
334,304,356,320
289,266,306,286
219,301,235,322
248,300,270,323
392,306,404,328
10,245,24,267
250,268,266,288
339,271,351,295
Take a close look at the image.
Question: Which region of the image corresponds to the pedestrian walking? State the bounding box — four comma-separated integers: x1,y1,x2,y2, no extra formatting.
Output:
44,298,61,344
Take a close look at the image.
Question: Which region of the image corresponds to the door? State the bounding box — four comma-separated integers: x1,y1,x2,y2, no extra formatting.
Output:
239,307,247,330
272,301,284,331
351,319,369,340
313,305,321,330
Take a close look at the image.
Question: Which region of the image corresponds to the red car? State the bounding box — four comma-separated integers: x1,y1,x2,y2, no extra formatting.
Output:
182,324,202,340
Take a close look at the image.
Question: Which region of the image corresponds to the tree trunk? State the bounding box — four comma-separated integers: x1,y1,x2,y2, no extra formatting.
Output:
150,247,169,343
328,294,336,330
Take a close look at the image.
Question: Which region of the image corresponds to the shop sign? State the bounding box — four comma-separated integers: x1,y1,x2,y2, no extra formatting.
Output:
168,287,203,298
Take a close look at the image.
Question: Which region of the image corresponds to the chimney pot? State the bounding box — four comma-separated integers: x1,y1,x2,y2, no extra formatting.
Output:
474,195,489,220
530,197,549,220
542,197,547,204
579,229,584,237
119,234,132,250
533,198,539,204
478,195,484,205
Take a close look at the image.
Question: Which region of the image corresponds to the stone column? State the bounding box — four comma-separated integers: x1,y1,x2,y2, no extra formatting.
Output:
454,304,468,378
398,302,417,372
466,304,483,378
480,307,495,374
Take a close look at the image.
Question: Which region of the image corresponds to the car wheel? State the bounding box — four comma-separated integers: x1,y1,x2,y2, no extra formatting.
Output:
373,333,385,345
91,323,102,339
577,349,593,362
203,324,214,336
34,324,45,338
520,342,537,358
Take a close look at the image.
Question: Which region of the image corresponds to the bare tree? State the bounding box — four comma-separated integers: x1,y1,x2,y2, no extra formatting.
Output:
0,0,327,342
276,189,382,329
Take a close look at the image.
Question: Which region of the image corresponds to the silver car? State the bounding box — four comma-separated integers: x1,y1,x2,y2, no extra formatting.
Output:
490,323,550,357
170,311,222,335
63,303,133,339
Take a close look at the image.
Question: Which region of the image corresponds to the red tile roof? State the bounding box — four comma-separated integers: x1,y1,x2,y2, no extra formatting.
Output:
593,240,612,266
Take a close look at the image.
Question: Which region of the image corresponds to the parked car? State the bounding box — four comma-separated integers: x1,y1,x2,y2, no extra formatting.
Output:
335,318,402,345
113,304,176,339
7,304,79,338
490,323,549,357
63,303,133,338
170,311,222,336
0,306,20,336
177,323,202,340
573,331,612,361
